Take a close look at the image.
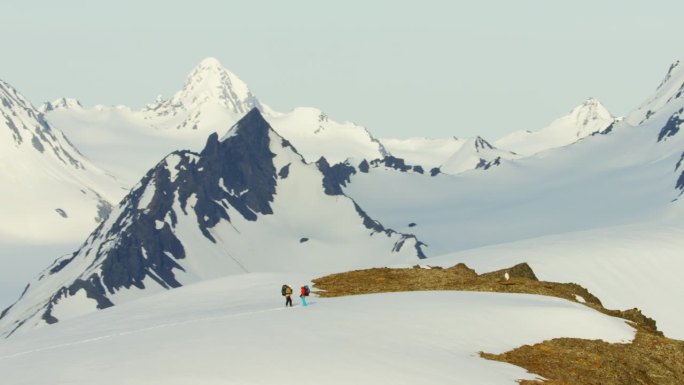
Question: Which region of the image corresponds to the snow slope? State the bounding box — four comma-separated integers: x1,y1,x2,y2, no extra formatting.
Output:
266,107,387,164
0,273,635,385
439,136,519,175
426,222,684,340
0,79,124,243
344,105,683,256
381,136,467,169
0,109,424,337
495,98,615,156
627,59,684,125
45,103,216,186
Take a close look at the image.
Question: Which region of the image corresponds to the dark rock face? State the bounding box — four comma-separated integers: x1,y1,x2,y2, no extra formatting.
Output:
196,108,278,221
371,156,410,172
658,108,683,142
358,159,370,173
391,235,427,259
55,208,68,218
316,157,356,195
475,157,502,170
430,167,441,176
366,156,429,175
352,202,388,234
315,159,426,255
598,121,616,135
473,137,495,151
95,198,113,222
42,275,114,324
677,152,684,192
32,108,283,323
102,109,279,288
278,163,291,179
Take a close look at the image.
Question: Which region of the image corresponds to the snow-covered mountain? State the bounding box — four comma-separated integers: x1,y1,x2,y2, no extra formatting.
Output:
627,59,684,126
338,58,684,339
439,136,519,175
0,79,123,243
141,57,262,131
38,97,83,113
495,98,615,156
42,58,388,185
266,107,387,164
0,108,424,337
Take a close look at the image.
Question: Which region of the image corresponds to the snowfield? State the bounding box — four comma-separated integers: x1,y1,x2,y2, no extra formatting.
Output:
0,273,635,385
425,222,684,340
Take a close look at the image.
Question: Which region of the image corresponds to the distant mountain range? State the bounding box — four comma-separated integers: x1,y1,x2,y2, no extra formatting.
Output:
38,57,617,187
1,56,683,338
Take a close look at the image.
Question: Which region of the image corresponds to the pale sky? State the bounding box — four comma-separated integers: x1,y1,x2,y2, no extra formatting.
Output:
1,1,683,139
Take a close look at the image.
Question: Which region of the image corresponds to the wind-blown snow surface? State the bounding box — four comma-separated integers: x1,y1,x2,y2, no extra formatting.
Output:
0,273,635,385
495,98,615,156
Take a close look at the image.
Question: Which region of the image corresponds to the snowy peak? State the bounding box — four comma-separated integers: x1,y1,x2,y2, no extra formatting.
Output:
140,57,262,131
0,79,34,112
627,58,684,125
568,98,613,136
171,57,261,113
495,98,614,156
219,107,270,142
39,97,83,113
0,78,81,166
1,79,34,145
657,60,681,92
266,107,388,163
439,136,517,175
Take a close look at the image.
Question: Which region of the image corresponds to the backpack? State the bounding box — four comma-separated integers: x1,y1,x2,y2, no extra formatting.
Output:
304,285,310,296
281,284,288,296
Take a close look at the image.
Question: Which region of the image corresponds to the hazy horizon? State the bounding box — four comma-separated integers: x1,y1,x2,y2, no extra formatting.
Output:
2,1,683,139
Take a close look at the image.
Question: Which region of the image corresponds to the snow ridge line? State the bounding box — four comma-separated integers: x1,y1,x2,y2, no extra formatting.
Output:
0,305,292,360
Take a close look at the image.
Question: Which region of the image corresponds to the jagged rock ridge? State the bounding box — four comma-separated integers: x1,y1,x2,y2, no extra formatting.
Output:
0,108,425,337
